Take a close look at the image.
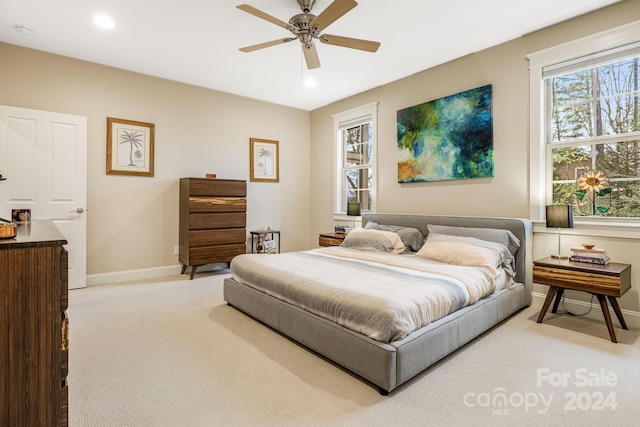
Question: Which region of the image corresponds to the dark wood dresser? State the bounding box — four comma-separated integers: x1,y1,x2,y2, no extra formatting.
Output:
1,220,69,426
179,178,247,279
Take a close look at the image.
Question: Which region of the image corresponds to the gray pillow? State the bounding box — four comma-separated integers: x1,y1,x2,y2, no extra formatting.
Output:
341,228,405,253
364,222,425,252
426,224,520,255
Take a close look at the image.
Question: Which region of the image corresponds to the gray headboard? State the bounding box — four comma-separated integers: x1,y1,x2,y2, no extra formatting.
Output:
362,213,533,305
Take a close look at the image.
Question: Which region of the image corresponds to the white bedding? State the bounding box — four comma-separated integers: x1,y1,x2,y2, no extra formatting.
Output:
230,247,507,343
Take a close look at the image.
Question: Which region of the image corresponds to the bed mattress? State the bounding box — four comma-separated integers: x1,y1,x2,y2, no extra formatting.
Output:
230,246,510,343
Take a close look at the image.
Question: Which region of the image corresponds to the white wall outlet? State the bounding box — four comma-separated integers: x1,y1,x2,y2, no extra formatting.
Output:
174,245,179,256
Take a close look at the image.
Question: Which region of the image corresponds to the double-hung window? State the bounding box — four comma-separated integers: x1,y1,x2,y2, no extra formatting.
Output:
528,22,640,223
333,102,377,215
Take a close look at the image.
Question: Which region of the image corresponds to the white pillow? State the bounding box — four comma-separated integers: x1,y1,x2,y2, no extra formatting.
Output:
426,224,520,255
341,228,406,253
415,233,514,277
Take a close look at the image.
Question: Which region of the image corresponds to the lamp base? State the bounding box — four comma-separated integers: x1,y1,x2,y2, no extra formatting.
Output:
551,254,569,260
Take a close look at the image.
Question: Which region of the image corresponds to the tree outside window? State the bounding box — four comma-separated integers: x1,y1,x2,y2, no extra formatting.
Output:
333,102,377,216
548,55,640,217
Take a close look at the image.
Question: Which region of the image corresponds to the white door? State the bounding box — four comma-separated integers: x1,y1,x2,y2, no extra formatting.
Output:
0,105,87,289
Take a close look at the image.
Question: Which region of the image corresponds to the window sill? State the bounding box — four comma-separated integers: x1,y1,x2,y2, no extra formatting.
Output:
533,218,640,239
333,213,362,221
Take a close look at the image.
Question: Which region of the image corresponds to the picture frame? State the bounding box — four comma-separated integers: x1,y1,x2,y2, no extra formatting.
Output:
11,208,31,223
397,84,493,183
250,138,279,182
106,117,155,177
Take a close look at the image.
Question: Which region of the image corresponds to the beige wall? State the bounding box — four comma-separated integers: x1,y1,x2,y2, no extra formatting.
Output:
2,0,640,318
310,0,640,316
0,43,311,278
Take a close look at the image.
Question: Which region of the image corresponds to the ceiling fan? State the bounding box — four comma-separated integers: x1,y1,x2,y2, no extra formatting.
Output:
237,0,381,69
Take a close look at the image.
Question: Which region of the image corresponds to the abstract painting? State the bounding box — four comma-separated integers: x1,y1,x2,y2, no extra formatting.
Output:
397,84,493,182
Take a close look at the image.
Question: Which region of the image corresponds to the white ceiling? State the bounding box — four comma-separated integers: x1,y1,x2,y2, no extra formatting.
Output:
0,0,620,111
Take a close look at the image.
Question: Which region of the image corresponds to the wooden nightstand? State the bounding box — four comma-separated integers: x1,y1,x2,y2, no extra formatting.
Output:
533,256,631,343
318,232,345,247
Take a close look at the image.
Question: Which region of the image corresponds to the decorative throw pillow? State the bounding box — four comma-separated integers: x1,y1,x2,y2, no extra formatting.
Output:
364,222,425,252
415,233,514,278
426,224,520,255
341,228,406,253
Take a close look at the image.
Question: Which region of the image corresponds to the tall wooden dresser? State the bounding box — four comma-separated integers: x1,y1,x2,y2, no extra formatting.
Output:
179,178,247,279
1,220,69,427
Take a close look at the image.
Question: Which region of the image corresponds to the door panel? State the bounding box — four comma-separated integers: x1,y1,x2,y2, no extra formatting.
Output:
0,105,87,289
6,116,37,200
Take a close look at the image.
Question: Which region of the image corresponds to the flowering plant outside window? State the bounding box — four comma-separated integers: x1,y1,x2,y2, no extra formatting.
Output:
574,170,612,215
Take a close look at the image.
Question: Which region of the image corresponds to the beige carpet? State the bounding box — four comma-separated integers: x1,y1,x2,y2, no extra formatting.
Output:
69,271,640,426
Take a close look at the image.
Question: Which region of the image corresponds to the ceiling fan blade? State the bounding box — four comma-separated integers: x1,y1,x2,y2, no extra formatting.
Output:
309,0,357,32
237,4,292,30
302,42,321,69
239,38,296,53
319,34,380,52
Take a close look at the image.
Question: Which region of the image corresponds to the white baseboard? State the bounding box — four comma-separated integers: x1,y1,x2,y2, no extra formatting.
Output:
86,264,183,286
85,262,232,286
531,291,640,330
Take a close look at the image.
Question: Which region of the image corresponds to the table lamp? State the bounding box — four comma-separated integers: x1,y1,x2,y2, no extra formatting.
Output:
546,205,574,259
347,201,361,230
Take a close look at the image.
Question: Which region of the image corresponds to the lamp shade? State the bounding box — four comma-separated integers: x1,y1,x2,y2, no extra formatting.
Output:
546,205,574,229
347,202,361,217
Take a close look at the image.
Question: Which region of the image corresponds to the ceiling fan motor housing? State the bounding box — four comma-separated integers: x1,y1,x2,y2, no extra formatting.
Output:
289,13,318,40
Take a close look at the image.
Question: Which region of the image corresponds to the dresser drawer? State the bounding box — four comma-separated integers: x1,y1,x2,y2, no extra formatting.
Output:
533,265,623,296
188,179,246,197
189,197,246,213
188,229,246,247
189,213,246,230
188,244,246,265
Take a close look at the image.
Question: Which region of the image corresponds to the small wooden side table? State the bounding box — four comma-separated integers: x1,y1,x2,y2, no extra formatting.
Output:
318,232,345,247
250,229,280,253
533,256,631,343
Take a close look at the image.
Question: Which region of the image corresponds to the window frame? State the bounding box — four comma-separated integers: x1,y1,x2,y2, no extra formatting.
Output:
332,102,378,218
528,20,640,236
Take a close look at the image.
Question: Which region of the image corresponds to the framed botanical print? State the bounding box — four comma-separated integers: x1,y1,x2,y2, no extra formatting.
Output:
106,117,155,177
250,138,279,182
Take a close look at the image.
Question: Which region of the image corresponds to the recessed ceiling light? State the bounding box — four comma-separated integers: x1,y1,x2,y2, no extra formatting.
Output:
303,77,317,88
14,25,34,36
94,14,115,29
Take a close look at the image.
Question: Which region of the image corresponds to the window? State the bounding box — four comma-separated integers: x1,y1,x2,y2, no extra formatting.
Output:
548,54,640,217
528,22,640,223
333,102,378,215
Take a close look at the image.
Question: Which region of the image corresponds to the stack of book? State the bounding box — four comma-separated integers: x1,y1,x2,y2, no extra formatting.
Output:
569,246,610,265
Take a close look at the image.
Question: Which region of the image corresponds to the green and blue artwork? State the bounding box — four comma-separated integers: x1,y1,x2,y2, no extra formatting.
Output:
397,84,493,182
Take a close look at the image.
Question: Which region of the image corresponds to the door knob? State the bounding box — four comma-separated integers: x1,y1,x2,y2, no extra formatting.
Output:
73,207,85,214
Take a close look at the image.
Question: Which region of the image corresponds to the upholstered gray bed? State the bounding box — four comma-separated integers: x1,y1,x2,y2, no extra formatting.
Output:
223,213,532,394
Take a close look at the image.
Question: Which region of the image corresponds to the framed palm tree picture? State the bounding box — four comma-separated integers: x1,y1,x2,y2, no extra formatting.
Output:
106,117,155,177
250,138,279,182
